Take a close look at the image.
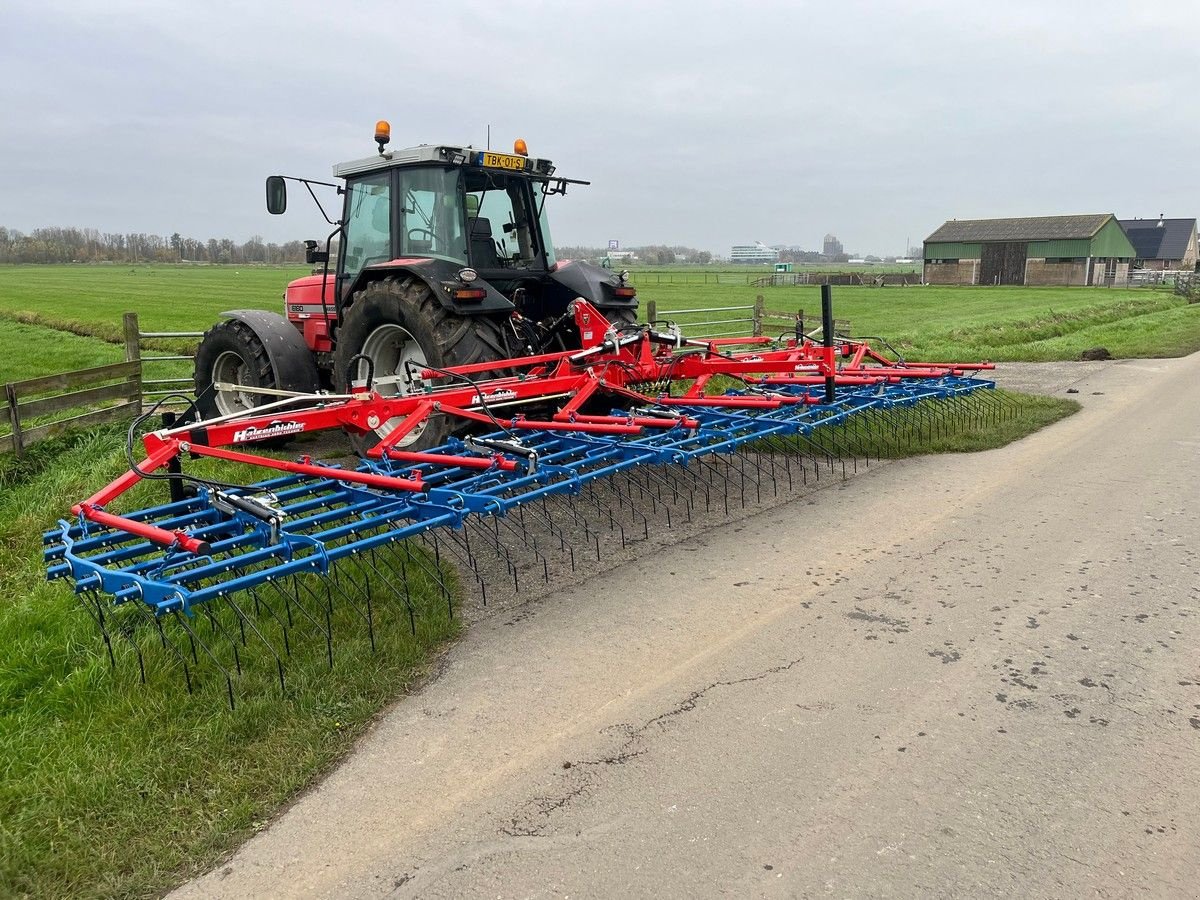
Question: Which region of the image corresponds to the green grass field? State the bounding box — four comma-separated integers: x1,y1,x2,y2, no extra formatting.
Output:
640,281,1200,361
0,263,1186,897
1,266,1196,384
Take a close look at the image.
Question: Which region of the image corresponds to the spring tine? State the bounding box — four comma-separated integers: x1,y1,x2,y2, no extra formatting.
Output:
494,509,551,583
151,611,193,694
287,574,335,668
224,593,288,693
173,610,236,709
520,500,576,572
469,517,520,593
584,481,627,547
692,455,732,514
248,585,293,657
635,466,673,527
411,536,455,615
329,559,376,651
654,463,695,521
76,589,116,669
817,426,851,478
201,604,241,677
438,527,488,605
362,546,416,632
601,477,649,541
732,446,769,503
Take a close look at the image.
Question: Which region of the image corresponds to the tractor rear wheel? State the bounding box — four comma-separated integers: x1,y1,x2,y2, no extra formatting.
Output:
333,276,509,453
194,319,277,420
607,307,639,329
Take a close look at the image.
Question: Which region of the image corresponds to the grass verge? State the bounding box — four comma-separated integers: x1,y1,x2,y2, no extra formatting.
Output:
798,389,1080,461
0,428,458,899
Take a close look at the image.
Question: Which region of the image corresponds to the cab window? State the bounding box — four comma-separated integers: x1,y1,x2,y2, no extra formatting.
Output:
397,167,466,264
463,172,541,270
341,172,391,279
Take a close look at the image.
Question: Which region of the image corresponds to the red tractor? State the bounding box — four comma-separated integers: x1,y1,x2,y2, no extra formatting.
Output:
193,122,638,451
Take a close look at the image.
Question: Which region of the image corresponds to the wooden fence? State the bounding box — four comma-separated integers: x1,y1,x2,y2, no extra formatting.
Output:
2,360,141,456
1,312,152,456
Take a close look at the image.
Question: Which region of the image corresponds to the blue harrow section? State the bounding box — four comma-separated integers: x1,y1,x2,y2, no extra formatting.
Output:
45,376,995,617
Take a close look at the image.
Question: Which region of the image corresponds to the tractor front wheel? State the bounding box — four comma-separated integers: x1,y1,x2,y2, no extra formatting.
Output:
194,319,277,420
333,276,509,453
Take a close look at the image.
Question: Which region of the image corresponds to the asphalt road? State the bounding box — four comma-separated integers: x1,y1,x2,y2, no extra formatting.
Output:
176,356,1200,899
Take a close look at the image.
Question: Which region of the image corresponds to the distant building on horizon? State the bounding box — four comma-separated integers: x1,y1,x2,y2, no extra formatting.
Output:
1117,216,1198,271
822,234,844,258
730,241,780,264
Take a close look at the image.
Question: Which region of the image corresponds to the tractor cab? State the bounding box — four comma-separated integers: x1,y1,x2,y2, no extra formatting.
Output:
334,141,558,287
197,123,638,452
270,127,635,333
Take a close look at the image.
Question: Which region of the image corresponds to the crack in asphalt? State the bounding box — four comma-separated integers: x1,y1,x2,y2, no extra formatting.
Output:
499,657,805,837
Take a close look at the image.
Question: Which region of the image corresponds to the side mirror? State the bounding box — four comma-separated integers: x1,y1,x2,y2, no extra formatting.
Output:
265,176,287,215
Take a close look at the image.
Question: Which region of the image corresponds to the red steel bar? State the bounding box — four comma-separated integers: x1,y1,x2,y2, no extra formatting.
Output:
182,443,426,492
76,504,212,555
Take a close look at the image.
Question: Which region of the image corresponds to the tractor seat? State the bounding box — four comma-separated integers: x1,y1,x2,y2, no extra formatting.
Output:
468,217,500,268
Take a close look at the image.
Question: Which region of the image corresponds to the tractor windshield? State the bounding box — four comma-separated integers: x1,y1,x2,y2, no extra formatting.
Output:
340,165,553,276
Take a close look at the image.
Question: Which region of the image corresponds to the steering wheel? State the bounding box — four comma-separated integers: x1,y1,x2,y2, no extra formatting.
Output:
407,227,436,244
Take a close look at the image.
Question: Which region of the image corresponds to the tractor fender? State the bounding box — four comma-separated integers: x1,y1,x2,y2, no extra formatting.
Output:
217,309,321,394
345,258,516,315
547,260,638,312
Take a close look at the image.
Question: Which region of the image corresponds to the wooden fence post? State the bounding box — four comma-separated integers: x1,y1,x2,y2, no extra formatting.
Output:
753,294,765,336
123,311,140,364
122,311,143,411
646,299,657,325
5,383,23,457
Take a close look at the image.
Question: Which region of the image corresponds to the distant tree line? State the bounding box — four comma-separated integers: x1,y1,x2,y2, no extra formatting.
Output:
0,226,310,265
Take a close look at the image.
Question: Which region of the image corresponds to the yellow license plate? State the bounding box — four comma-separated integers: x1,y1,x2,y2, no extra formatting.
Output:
480,151,527,171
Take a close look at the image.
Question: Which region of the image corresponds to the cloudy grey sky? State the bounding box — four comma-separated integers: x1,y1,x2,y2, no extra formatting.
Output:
2,0,1197,256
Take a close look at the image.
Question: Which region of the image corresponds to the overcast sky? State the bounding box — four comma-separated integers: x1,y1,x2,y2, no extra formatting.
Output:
3,0,1197,256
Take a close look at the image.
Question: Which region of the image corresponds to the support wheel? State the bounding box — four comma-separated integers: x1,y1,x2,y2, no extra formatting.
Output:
333,276,509,454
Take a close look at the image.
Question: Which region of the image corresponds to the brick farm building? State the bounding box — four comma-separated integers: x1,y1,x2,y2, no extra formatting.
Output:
923,214,1136,286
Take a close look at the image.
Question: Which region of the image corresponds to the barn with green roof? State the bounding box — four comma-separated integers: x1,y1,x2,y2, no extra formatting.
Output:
923,214,1136,286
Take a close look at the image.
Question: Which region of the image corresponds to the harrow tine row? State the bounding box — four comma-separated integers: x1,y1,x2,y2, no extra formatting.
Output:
70,539,453,707
49,377,996,610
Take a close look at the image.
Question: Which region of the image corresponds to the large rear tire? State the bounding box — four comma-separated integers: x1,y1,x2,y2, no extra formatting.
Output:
333,276,509,453
607,307,638,329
